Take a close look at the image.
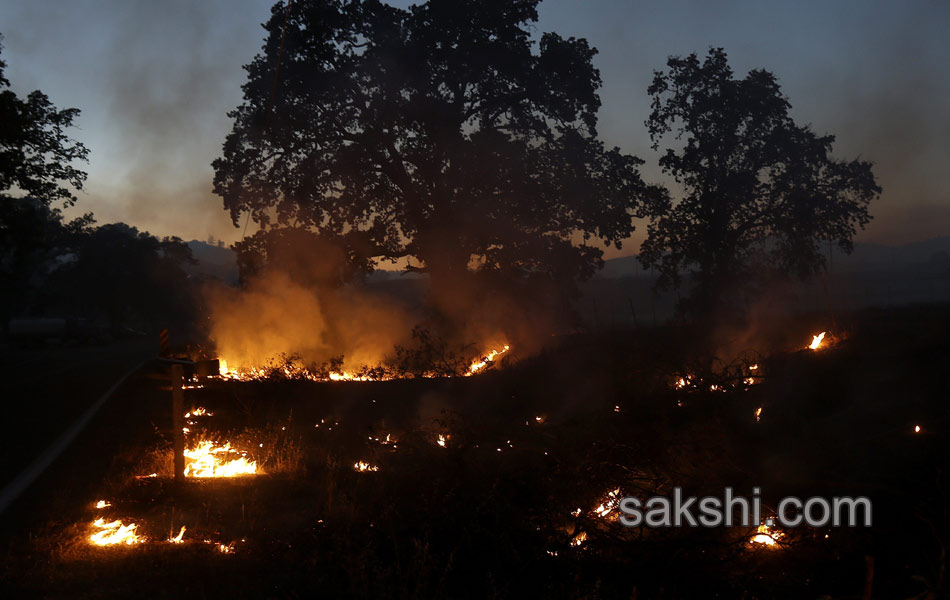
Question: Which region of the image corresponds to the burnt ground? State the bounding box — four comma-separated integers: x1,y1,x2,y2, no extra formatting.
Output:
0,305,948,599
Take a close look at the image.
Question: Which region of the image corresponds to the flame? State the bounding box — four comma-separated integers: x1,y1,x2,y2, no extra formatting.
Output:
750,523,783,548
436,434,447,448
467,345,510,376
914,425,921,433
90,518,144,546
95,500,111,509
755,407,763,422
168,526,186,544
592,489,622,519
353,461,379,472
809,332,826,350
571,531,588,547
216,345,511,382
184,441,258,478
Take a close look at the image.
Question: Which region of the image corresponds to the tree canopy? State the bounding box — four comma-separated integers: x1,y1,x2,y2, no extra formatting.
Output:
0,37,91,316
639,48,880,315
214,0,662,296
0,37,89,209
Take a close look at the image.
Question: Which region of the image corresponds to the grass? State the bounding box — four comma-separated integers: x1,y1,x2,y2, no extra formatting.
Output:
2,304,948,598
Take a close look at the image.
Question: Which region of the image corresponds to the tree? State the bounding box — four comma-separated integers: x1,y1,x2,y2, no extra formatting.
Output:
0,37,89,210
639,48,880,317
49,224,197,330
213,0,661,307
0,37,91,316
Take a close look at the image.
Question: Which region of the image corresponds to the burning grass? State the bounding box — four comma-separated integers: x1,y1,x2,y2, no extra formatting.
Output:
5,308,948,598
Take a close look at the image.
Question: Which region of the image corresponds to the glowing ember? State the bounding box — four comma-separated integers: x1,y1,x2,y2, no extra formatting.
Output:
185,407,212,418
94,500,111,509
467,345,510,375
592,489,621,519
750,523,783,548
90,518,143,546
571,531,588,547
168,526,186,544
184,441,258,478
353,461,379,472
370,433,396,446
809,332,826,350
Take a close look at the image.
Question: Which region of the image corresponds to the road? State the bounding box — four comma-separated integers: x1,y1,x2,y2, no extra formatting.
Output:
0,337,156,492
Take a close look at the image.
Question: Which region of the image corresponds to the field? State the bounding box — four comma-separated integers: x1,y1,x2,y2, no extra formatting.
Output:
1,305,948,599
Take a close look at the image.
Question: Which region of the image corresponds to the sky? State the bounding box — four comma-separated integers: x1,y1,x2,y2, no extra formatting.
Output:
0,0,947,258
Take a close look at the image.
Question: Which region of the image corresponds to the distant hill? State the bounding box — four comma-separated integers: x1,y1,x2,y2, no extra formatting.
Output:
185,241,239,284
182,236,950,287
594,236,950,279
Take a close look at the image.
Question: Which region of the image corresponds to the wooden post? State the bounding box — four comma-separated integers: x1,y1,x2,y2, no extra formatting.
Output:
171,364,184,483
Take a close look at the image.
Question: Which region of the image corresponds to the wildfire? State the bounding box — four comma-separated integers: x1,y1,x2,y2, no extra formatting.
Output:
95,500,111,509
353,461,379,472
809,332,827,350
168,526,186,544
467,345,510,376
592,489,622,519
749,523,784,548
89,518,144,546
571,531,588,547
184,441,258,478
217,344,512,382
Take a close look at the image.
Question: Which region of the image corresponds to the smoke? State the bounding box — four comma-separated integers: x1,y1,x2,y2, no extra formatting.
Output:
204,259,575,373
205,270,423,371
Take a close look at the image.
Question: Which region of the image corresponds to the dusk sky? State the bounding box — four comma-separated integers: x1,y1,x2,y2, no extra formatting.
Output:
1,0,947,257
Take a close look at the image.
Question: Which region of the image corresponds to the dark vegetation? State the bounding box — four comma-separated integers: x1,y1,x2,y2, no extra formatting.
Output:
1,305,948,598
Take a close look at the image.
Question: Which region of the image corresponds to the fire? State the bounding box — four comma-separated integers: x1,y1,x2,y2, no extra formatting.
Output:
592,489,621,519
216,344,512,382
750,523,784,548
755,407,763,422
329,371,376,381
168,526,186,544
436,434,447,448
809,332,826,350
571,531,587,547
95,500,111,509
184,441,258,478
353,461,379,472
914,425,921,433
89,518,144,546
467,345,510,376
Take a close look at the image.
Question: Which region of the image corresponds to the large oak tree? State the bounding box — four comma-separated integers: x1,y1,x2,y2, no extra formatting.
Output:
640,48,880,316
214,0,662,301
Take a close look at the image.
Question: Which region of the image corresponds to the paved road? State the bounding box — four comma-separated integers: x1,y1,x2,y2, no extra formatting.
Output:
0,337,156,490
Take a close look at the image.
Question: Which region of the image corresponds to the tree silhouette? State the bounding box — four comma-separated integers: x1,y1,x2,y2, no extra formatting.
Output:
213,0,661,303
0,37,91,317
0,37,89,209
639,48,880,317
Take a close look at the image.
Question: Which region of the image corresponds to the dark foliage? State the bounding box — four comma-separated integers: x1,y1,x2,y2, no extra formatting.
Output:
639,48,881,317
213,0,664,296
